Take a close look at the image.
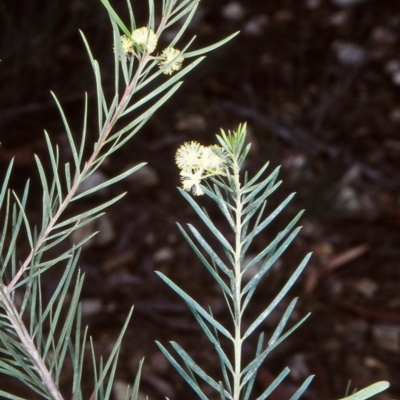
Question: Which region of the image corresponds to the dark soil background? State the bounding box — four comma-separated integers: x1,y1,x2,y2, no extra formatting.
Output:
1,0,400,399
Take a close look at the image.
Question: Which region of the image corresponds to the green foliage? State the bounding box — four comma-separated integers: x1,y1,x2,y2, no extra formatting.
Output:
0,0,236,398
157,125,312,399
338,382,390,400
157,125,389,400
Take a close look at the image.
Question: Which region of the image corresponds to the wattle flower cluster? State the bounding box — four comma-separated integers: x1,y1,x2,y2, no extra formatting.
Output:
119,27,184,74
175,142,227,195
158,47,184,75
120,27,158,56
131,27,158,53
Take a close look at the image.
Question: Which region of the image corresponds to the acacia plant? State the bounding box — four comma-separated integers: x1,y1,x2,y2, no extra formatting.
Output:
157,125,389,400
0,0,390,399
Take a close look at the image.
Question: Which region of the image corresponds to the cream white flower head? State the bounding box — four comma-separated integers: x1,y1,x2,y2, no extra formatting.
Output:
131,27,158,54
120,35,134,54
175,141,204,171
180,169,204,196
175,142,227,195
158,47,184,75
201,146,226,173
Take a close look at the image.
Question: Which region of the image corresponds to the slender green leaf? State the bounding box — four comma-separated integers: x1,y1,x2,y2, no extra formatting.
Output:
99,0,130,36
268,298,298,346
243,333,264,400
73,164,145,201
97,95,118,142
178,225,232,296
156,272,233,340
186,224,233,278
242,163,272,192
126,0,135,31
242,182,281,227
242,193,296,245
40,214,104,253
148,0,155,30
0,390,27,400
11,192,33,249
43,132,63,202
71,311,87,399
50,93,80,172
64,162,72,191
288,375,314,400
243,253,312,339
32,251,79,340
122,61,202,115
51,271,84,383
94,307,134,393
255,367,290,400
0,159,13,210
104,345,121,400
338,382,390,400
243,175,280,206
156,342,209,400
79,93,89,168
242,227,302,297
94,116,149,167
202,185,235,231
242,313,310,387
0,193,11,269
179,189,234,252
185,32,239,58
189,306,233,374
107,82,183,143
15,250,75,289
4,181,30,269
243,211,304,274
171,341,231,397
130,358,144,400
53,193,126,229
165,2,199,42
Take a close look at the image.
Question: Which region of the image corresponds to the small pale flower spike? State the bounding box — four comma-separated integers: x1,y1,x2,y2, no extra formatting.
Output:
175,141,204,172
120,35,134,54
158,47,184,75
175,141,229,196
131,27,158,54
180,170,205,196
201,146,226,173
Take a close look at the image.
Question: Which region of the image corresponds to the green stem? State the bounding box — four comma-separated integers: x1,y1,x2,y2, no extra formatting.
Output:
0,289,64,400
232,157,243,400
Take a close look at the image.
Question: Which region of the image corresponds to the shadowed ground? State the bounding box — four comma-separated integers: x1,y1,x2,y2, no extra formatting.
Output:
1,0,400,398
